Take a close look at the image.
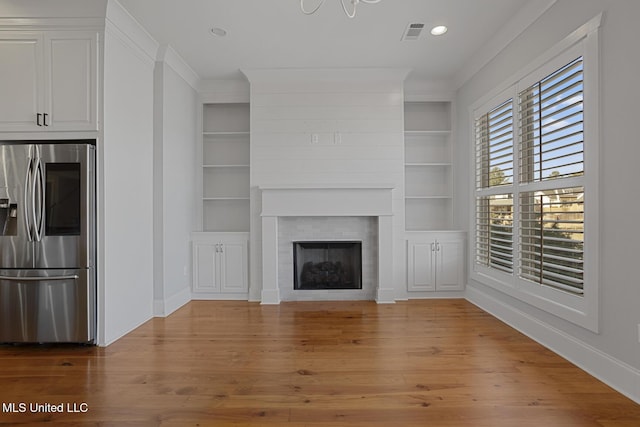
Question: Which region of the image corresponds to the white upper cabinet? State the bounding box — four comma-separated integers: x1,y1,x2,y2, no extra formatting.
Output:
0,31,98,132
45,32,97,131
0,32,43,131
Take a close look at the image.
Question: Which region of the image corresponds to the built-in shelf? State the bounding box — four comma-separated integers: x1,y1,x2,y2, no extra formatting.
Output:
201,103,250,232
204,197,250,201
405,195,452,199
203,131,250,136
405,162,452,167
404,101,454,231
403,130,451,136
203,164,250,168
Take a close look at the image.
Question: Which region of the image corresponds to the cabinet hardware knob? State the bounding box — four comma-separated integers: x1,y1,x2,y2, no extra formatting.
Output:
43,113,48,126
36,113,42,126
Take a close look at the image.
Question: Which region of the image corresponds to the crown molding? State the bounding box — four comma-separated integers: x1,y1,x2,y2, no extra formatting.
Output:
241,67,411,84
105,0,158,65
157,44,201,91
404,78,455,102
198,79,250,103
453,0,558,89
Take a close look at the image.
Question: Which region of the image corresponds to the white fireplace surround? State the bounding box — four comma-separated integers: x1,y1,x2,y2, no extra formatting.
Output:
260,184,395,304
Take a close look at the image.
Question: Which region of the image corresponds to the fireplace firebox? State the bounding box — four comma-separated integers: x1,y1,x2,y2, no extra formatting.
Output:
293,241,362,290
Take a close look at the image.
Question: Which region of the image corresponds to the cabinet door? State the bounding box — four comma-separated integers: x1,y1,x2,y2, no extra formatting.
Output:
435,240,464,291
407,241,436,291
45,32,97,131
193,243,219,293
219,241,248,293
0,33,43,131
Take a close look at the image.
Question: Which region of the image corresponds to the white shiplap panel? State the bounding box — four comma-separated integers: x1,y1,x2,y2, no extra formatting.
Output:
251,132,403,147
250,92,403,107
248,81,404,94
252,158,402,176
251,104,403,121
252,145,403,162
256,171,404,188
250,81,405,207
252,119,403,133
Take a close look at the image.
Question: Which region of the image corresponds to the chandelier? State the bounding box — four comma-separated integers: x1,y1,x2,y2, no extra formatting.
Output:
300,0,382,19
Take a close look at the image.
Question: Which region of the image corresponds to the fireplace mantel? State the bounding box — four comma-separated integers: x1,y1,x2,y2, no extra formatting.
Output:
259,184,396,304
259,184,394,217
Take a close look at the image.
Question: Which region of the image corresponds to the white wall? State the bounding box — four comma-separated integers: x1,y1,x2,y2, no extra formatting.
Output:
153,47,198,316
455,0,640,401
243,69,408,301
100,0,156,345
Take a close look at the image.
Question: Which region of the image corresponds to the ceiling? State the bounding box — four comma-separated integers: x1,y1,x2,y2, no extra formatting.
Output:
118,0,532,84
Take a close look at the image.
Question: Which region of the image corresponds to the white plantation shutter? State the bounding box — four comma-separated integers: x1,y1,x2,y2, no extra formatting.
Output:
475,194,514,273
475,99,514,274
475,100,514,188
518,57,585,294
519,187,584,294
519,57,584,182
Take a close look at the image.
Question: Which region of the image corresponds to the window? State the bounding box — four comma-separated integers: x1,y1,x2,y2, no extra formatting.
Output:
471,15,600,331
518,57,585,295
475,99,514,274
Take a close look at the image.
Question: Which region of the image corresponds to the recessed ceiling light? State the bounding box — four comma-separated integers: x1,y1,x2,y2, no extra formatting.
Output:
430,25,448,36
210,27,227,37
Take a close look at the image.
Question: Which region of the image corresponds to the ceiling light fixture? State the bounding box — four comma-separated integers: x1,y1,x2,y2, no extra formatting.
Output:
430,25,448,36
300,0,382,19
210,27,227,37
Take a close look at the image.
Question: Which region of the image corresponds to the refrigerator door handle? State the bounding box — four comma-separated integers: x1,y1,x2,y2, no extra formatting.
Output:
0,274,79,282
23,157,33,242
32,156,44,242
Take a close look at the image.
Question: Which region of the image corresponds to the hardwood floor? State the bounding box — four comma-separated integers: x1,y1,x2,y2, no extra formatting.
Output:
1,299,638,426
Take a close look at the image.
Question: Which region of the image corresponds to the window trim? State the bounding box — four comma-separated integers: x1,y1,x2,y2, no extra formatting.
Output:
469,14,601,332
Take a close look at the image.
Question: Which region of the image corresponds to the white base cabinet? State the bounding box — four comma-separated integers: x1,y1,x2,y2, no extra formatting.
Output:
192,232,248,298
407,232,465,292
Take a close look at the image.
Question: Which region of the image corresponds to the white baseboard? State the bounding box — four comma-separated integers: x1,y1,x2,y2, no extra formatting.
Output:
191,292,249,301
153,286,191,317
466,286,640,404
375,288,396,303
260,288,280,304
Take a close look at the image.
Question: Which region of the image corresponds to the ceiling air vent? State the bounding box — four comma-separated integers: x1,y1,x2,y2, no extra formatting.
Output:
402,23,425,41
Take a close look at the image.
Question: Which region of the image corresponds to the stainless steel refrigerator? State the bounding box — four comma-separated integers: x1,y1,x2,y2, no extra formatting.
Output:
0,141,96,344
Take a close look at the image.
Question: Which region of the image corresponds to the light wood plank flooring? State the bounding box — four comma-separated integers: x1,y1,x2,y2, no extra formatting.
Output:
1,300,639,426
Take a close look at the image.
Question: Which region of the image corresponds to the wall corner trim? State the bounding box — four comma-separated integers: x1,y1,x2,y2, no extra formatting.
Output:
153,287,191,318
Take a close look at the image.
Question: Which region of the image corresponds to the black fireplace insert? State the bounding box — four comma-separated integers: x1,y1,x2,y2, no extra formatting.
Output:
293,241,362,290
